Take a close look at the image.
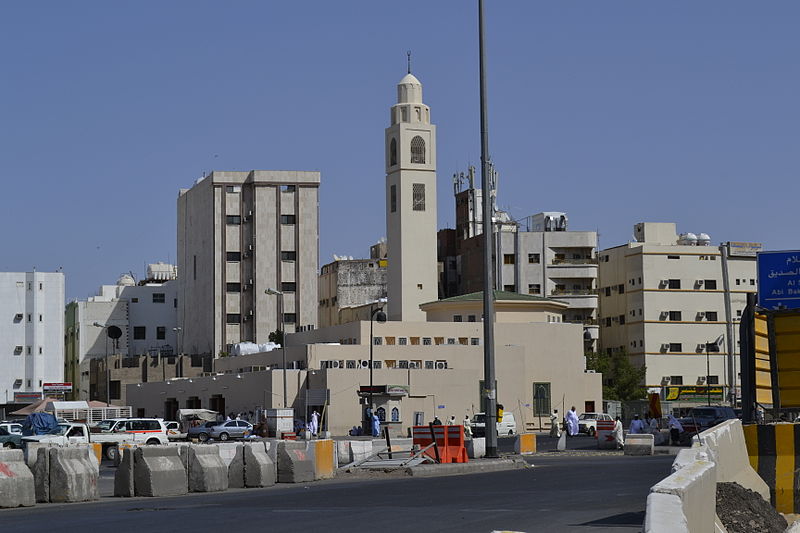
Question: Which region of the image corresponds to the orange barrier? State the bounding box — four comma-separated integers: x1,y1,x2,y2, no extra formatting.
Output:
596,419,616,449
412,425,469,463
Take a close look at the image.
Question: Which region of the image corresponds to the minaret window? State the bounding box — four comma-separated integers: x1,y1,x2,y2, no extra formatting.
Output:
390,138,397,166
410,136,426,164
412,184,425,211
390,185,397,213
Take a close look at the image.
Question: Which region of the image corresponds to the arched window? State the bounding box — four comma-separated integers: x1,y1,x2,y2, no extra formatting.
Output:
376,407,386,421
390,138,397,166
391,407,399,422
410,136,425,164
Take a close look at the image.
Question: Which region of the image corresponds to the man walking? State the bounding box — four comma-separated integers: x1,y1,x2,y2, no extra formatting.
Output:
566,406,579,437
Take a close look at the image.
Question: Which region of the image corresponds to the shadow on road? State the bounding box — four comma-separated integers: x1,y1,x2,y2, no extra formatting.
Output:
576,510,646,528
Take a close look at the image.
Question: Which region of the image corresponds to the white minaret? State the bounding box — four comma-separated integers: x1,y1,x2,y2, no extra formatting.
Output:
385,68,438,321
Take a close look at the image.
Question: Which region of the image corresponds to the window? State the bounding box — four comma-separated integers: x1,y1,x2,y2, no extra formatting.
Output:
283,313,296,324
39,283,42,290
373,337,383,346
503,285,515,292
38,346,42,354
390,184,397,213
619,315,625,325
109,381,121,400
669,343,682,352
471,338,480,345
604,287,611,297
389,138,397,166
453,315,463,322
668,279,681,289
281,282,296,293
27,314,31,322
750,279,756,286
668,311,682,321
528,253,540,264
226,314,241,324
618,284,624,294
281,185,296,192
157,327,166,340
193,255,197,280
503,254,515,265
226,252,241,262
226,283,241,293
226,215,241,225
605,317,612,327
670,376,683,385
38,314,42,322
705,311,718,321
422,337,432,345
391,407,400,422
226,185,241,193
133,327,146,340
152,293,165,304
398,337,408,346
281,251,297,261
704,280,717,290
667,255,680,260
447,338,456,345
280,215,296,225
131,298,139,303
707,375,719,385
410,136,425,164
468,315,476,322
736,279,741,286
533,382,551,416
412,183,425,211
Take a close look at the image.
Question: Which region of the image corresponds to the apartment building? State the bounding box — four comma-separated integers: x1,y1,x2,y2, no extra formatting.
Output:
598,222,760,401
0,271,65,404
177,170,320,356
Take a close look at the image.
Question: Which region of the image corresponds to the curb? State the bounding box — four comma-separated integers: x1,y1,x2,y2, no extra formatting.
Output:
405,457,528,477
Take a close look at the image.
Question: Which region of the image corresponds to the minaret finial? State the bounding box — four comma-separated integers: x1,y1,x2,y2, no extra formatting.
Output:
407,50,412,74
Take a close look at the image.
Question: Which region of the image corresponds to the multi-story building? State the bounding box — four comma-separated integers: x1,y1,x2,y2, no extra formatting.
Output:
598,222,760,402
318,246,387,328
0,271,65,404
64,264,180,403
177,170,320,356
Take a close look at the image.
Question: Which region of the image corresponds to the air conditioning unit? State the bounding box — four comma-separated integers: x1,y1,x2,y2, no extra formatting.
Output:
408,361,420,369
14,313,23,321
14,346,23,354
697,376,706,384
659,311,668,320
661,343,670,351
359,360,370,369
321,360,341,369
346,360,357,369
697,343,705,352
398,360,409,369
425,360,434,369
435,361,448,370
697,311,705,318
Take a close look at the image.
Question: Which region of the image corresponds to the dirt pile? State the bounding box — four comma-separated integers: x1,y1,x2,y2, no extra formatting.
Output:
716,482,787,533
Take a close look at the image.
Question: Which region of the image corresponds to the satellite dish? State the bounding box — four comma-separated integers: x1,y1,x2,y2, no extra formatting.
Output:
107,326,123,340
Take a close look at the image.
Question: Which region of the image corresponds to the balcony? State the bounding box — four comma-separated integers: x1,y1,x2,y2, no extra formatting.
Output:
551,288,596,296
551,258,597,266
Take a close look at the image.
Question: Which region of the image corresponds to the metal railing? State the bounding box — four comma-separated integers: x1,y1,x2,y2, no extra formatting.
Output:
551,258,598,266
550,288,597,296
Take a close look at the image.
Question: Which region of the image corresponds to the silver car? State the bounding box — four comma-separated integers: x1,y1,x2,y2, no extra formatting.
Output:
189,420,252,442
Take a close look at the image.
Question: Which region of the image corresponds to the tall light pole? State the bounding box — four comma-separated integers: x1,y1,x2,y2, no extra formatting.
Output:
368,299,387,428
265,288,287,407
478,0,498,458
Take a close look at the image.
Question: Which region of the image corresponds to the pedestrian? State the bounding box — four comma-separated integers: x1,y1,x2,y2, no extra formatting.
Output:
463,415,472,438
550,409,561,438
629,414,646,434
432,415,442,426
447,415,456,426
566,406,579,437
667,414,683,445
613,416,625,450
371,412,381,437
309,410,320,436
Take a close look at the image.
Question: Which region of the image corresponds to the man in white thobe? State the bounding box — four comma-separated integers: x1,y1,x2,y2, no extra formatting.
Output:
309,410,319,436
629,414,646,434
463,415,472,439
550,409,561,438
613,416,624,450
566,406,579,437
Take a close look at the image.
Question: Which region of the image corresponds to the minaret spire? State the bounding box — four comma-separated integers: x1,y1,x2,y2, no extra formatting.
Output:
407,50,412,74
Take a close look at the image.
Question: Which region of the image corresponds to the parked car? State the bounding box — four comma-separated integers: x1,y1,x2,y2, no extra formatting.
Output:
164,421,186,440
578,413,613,437
188,420,253,442
0,422,23,435
470,412,517,437
0,427,22,448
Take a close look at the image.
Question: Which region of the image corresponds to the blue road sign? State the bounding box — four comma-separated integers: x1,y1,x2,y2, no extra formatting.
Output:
757,250,800,310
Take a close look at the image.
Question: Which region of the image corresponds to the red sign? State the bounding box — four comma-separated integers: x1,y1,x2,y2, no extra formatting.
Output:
42,382,73,392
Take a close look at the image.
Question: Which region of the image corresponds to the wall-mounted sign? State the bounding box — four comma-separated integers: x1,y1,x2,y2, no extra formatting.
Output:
727,241,763,258
43,382,72,392
13,392,42,404
664,386,724,402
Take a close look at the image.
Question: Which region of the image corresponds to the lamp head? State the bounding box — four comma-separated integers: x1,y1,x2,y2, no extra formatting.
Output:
375,310,387,324
265,288,282,296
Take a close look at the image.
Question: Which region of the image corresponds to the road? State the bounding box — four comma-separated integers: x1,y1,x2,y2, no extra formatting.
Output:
1,452,672,533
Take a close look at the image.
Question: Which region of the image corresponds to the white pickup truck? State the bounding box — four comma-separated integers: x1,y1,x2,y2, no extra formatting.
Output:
23,418,169,460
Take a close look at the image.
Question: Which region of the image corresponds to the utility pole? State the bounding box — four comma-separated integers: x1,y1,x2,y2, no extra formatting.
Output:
478,0,498,459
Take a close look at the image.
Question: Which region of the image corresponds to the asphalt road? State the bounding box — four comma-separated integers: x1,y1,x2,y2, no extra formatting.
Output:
1,453,672,533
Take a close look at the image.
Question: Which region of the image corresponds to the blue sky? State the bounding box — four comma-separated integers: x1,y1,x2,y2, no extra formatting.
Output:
2,2,798,301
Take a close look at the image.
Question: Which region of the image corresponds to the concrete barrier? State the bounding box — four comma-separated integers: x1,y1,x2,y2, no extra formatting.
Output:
24,442,54,471
89,443,102,465
308,439,335,480
696,419,769,501
32,447,49,503
244,442,276,487
467,437,486,459
187,445,228,492
743,422,800,512
624,433,654,456
645,454,716,533
0,449,35,508
49,447,99,503
227,444,245,488
277,441,315,483
213,442,240,467
514,433,536,454
114,444,134,497
133,446,187,497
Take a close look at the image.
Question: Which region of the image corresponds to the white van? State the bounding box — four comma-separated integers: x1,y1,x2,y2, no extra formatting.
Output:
471,412,517,437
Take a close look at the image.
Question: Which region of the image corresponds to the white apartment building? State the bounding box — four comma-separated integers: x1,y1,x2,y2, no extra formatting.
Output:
599,222,760,399
178,170,320,356
64,264,179,401
0,271,65,403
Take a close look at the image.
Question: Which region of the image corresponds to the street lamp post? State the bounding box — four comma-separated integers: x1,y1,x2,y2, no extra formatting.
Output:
265,288,287,407
368,299,387,429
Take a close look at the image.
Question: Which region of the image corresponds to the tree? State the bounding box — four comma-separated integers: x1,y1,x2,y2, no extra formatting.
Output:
585,349,647,402
269,329,284,345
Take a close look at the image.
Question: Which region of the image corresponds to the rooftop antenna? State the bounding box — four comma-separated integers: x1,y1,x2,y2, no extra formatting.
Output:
407,50,412,74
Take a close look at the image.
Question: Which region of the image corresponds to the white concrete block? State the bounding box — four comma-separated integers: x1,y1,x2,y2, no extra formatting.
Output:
624,433,654,456
651,459,716,533
644,492,688,533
